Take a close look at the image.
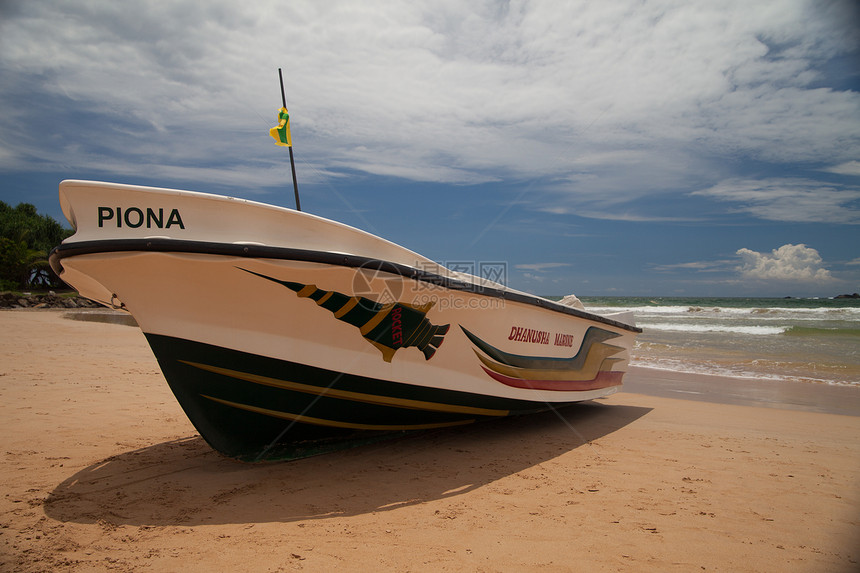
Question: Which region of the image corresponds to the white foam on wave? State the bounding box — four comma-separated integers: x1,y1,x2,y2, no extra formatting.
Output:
587,305,689,315
629,357,860,388
589,305,778,319
641,323,788,335
586,305,860,319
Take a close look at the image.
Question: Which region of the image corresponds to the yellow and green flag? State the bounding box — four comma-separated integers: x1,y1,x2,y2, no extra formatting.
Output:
269,107,292,147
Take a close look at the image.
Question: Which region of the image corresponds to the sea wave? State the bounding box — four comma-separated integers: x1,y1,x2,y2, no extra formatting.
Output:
587,304,860,319
583,297,860,387
641,323,788,335
783,326,860,337
640,323,860,336
629,357,860,388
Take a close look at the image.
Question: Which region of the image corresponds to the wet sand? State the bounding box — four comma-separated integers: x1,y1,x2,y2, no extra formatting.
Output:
625,365,860,417
1,310,858,571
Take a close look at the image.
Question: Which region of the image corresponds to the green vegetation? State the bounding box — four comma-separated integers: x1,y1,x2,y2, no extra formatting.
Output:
0,202,72,291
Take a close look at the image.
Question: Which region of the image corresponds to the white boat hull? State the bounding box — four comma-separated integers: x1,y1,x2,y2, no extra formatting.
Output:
51,181,640,460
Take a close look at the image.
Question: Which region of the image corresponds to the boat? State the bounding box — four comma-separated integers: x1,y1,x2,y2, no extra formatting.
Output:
49,179,641,461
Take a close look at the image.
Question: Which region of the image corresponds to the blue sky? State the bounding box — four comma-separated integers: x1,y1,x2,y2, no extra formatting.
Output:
1,0,858,297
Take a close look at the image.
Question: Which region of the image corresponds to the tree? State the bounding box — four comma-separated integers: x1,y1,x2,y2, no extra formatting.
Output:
0,201,73,290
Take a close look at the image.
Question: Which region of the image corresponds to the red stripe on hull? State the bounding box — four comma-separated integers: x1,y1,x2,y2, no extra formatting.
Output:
481,367,623,391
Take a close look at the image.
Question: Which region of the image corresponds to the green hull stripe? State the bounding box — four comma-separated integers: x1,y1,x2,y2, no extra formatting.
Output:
182,360,509,417
201,394,476,431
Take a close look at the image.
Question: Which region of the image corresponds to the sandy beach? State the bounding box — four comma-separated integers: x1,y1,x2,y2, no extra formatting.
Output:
1,310,858,572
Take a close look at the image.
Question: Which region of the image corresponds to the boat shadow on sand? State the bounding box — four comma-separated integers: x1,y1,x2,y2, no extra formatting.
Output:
44,401,650,527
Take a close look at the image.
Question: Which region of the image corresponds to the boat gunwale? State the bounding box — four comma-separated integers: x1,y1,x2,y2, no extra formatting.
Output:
49,238,643,334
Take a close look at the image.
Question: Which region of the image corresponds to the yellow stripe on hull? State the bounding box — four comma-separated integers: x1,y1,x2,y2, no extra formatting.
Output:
473,343,624,381
180,360,510,417
201,395,476,431
333,297,360,318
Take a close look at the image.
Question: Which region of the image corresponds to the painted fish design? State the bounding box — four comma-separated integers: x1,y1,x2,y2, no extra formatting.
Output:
241,268,449,362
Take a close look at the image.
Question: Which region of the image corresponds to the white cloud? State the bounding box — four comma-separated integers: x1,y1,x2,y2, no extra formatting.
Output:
736,244,834,281
0,0,858,213
693,178,860,224
824,161,860,176
516,262,570,272
558,209,703,223
651,260,735,273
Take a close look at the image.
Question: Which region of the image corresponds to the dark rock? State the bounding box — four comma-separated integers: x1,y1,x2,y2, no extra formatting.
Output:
0,292,102,309
834,293,860,299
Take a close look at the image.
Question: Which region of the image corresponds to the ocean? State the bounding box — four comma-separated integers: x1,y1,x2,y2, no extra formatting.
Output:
578,297,860,388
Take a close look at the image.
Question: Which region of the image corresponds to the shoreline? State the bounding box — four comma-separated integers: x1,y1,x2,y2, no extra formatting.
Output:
7,307,860,417
31,307,860,414
625,365,860,417
2,309,858,571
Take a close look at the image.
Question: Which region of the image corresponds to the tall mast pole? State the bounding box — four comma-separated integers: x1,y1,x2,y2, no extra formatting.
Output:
279,68,302,211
